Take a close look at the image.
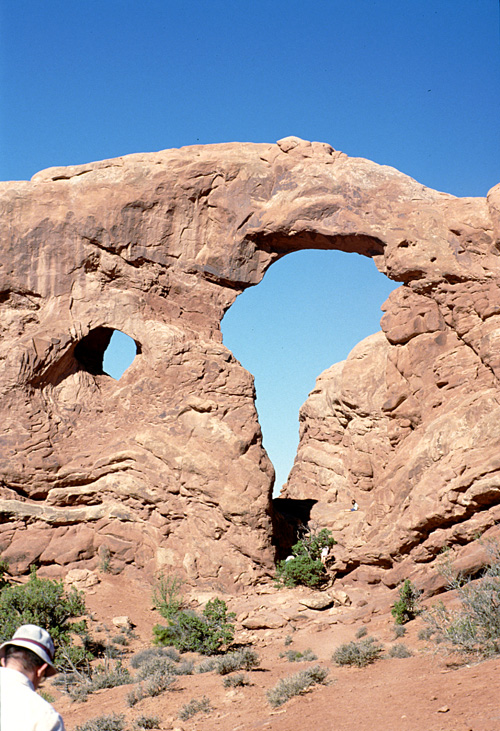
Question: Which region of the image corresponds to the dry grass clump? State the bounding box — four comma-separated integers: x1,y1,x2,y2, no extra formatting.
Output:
194,657,216,673
178,696,213,720
424,542,500,658
75,713,125,731
388,643,412,658
127,669,176,707
134,715,160,729
267,665,329,707
62,662,132,701
130,647,180,668
223,673,250,688
332,637,384,667
135,654,192,679
214,648,260,675
280,648,317,662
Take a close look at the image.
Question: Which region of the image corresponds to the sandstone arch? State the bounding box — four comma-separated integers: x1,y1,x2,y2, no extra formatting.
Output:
1,136,499,588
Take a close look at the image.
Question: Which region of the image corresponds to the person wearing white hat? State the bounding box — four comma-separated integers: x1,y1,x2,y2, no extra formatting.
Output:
0,624,65,730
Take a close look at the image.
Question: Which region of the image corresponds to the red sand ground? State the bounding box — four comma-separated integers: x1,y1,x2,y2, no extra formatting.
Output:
49,574,500,731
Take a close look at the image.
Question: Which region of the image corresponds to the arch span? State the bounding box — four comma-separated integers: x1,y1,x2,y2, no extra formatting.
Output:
1,138,499,587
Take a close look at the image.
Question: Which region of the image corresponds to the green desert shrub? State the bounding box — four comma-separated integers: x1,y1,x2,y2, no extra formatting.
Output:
0,557,10,589
0,566,91,672
152,573,184,621
332,637,384,667
75,714,125,731
424,541,500,657
153,597,235,655
275,529,336,588
214,648,260,675
178,696,212,720
267,665,329,707
391,579,422,625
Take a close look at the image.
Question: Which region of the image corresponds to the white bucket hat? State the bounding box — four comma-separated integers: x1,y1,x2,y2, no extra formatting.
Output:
0,624,58,676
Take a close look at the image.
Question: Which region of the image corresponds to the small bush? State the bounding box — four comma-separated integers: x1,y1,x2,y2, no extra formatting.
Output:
98,547,112,574
178,696,212,720
267,665,329,707
284,634,293,646
332,637,384,667
127,669,176,707
0,557,10,589
393,624,407,638
130,647,180,669
280,648,317,662
67,662,131,701
355,626,368,639
152,573,184,621
134,716,160,729
391,580,422,625
195,657,216,673
214,648,260,675
111,634,129,647
275,528,336,588
388,644,412,658
0,566,90,671
223,673,250,688
76,714,125,731
153,597,235,655
424,541,500,657
418,627,435,641
39,690,55,703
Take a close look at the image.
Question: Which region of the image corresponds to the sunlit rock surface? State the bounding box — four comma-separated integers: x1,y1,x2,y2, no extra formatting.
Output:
1,136,499,587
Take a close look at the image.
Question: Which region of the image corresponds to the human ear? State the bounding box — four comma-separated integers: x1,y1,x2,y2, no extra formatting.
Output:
35,663,49,687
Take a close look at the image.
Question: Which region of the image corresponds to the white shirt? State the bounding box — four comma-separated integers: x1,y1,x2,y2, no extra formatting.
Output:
0,666,65,731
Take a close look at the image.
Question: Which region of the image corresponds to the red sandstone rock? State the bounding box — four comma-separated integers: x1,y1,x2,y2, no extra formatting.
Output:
1,137,499,589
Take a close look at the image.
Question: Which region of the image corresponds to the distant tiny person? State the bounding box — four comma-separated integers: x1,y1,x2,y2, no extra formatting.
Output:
320,545,330,564
0,624,65,731
351,500,359,512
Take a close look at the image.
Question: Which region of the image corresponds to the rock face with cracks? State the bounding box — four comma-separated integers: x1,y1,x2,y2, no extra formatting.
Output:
1,136,499,589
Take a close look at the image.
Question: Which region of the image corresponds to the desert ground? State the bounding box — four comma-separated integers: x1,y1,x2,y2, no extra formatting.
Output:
46,571,500,731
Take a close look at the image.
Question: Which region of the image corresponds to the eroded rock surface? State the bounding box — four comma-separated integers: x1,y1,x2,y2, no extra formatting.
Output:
1,136,499,588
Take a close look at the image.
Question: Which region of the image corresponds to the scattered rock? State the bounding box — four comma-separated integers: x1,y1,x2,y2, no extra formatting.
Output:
241,612,287,629
64,568,100,591
112,615,134,630
437,706,450,713
331,590,352,607
299,593,334,610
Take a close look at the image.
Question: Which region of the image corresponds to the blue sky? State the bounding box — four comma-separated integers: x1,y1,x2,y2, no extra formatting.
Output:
2,1,499,491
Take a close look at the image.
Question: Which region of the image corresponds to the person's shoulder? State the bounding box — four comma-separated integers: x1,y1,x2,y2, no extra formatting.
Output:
35,694,65,730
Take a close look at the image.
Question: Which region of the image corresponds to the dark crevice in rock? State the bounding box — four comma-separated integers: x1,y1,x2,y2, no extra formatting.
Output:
271,498,317,561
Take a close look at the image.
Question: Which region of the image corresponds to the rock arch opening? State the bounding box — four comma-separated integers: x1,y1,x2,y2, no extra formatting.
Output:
102,330,139,379
222,249,398,496
74,327,139,378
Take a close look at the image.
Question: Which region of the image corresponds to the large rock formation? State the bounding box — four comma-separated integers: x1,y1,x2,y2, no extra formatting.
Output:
1,136,499,588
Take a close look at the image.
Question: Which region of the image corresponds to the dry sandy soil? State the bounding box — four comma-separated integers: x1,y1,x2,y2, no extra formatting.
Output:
47,572,500,731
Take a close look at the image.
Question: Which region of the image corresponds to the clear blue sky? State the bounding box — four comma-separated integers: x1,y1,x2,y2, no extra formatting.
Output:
2,1,499,492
